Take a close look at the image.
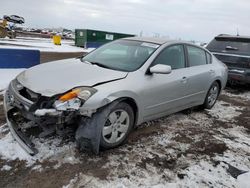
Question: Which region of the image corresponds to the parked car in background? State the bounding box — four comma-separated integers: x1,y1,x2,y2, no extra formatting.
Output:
3,15,25,24
4,37,228,155
207,34,250,85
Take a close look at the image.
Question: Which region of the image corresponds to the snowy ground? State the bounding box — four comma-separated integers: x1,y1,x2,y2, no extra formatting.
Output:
0,37,94,53
0,72,249,187
0,69,25,92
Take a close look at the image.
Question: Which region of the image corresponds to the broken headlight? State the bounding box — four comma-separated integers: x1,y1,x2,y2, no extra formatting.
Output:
53,87,97,111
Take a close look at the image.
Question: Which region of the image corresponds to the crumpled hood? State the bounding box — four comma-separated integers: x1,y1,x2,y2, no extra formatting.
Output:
17,58,128,97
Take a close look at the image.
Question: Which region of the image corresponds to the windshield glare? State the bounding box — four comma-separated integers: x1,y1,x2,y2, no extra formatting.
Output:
81,40,159,72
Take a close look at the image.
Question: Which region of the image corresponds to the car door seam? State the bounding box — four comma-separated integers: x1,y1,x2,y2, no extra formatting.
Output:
146,91,205,110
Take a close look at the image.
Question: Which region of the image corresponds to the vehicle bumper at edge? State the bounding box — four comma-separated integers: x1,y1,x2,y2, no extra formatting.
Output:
228,69,250,84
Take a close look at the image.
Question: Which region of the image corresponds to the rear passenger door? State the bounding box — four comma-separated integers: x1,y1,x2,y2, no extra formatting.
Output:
184,45,214,104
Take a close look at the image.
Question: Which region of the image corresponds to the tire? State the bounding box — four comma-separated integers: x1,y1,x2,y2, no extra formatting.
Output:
100,102,134,149
203,81,220,109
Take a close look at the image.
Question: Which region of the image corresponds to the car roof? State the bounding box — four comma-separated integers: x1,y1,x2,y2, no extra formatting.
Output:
123,37,175,45
215,34,250,40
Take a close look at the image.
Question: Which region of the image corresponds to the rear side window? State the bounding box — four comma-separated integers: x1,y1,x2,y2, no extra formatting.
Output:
187,46,207,67
153,45,185,69
207,38,250,56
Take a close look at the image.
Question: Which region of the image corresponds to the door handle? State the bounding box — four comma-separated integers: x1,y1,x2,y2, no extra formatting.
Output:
181,76,188,83
209,70,215,74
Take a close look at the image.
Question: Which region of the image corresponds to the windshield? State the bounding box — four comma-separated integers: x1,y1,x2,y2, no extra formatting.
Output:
81,40,160,72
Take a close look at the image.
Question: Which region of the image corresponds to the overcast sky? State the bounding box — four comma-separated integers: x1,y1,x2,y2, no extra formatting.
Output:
1,0,250,42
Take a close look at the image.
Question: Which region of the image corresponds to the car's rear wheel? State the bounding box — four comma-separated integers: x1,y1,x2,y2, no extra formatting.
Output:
100,102,134,149
203,81,220,109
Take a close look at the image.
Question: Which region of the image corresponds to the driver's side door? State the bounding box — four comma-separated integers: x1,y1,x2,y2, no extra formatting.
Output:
142,44,190,121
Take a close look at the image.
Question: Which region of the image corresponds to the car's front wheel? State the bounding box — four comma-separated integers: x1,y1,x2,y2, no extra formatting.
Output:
203,81,220,109
100,102,134,149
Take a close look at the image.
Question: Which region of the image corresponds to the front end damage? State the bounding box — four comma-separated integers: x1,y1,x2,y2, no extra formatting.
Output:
4,79,101,155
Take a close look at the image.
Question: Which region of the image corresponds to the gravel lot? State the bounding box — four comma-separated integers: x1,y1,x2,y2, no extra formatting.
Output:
0,87,249,188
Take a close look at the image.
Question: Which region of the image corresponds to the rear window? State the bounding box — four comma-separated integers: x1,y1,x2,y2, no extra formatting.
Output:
207,37,250,56
187,46,207,67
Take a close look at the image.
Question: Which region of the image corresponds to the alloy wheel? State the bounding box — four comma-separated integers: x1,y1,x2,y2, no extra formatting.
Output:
207,85,219,107
102,110,130,144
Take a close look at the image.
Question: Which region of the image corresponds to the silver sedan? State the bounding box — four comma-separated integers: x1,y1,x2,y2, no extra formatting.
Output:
4,37,228,155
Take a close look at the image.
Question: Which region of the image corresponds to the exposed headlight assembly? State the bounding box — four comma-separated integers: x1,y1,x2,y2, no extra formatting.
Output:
53,87,97,111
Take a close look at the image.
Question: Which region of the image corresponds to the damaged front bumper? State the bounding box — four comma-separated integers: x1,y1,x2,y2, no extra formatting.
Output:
4,84,38,155
3,82,78,155
5,111,38,155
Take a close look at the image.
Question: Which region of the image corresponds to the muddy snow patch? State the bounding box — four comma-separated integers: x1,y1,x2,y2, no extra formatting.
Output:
31,164,43,172
0,123,8,132
33,137,79,166
63,173,106,188
1,164,12,171
0,132,79,167
240,92,250,100
177,160,239,187
206,101,242,122
63,171,171,188
222,90,250,101
0,124,8,139
214,126,250,171
0,133,31,162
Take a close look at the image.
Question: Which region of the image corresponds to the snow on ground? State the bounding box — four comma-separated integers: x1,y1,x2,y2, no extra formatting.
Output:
0,128,79,167
237,172,250,188
207,100,242,122
222,90,250,101
1,164,12,171
0,68,25,91
0,37,94,53
58,96,250,188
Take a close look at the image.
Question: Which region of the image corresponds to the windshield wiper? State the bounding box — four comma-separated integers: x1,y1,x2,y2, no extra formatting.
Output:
91,62,111,69
83,60,111,69
82,60,92,64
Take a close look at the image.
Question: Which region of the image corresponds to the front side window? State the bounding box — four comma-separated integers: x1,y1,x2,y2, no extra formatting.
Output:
152,45,185,69
82,40,159,72
187,46,207,67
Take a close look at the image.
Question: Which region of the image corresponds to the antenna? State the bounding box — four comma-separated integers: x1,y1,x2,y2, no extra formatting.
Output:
237,28,239,36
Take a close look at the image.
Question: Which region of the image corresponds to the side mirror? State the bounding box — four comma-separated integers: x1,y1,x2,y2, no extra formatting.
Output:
149,64,172,74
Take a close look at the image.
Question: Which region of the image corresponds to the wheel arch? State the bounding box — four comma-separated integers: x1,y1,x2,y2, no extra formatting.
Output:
116,97,139,126
103,96,139,127
214,79,222,93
